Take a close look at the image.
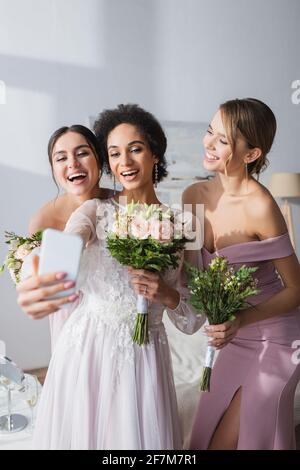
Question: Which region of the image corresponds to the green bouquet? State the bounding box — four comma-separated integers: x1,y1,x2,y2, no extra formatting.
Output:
107,202,190,345
0,231,43,284
186,255,260,391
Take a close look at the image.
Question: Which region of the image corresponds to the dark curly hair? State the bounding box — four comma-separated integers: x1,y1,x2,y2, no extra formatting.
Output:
93,104,168,183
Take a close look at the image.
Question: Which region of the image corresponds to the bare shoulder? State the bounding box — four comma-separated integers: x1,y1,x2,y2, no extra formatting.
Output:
28,198,63,234
246,182,287,239
182,180,210,204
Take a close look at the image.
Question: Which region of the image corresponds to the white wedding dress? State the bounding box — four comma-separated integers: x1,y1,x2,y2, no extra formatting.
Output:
33,198,204,450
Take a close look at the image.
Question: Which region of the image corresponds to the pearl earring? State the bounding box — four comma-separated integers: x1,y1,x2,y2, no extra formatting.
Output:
154,163,159,188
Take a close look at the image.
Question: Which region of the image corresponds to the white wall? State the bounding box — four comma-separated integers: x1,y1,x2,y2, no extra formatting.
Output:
0,0,299,369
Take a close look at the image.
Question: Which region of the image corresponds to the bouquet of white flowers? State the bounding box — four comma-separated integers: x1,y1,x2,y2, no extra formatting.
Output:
107,202,190,345
186,256,260,391
0,231,43,284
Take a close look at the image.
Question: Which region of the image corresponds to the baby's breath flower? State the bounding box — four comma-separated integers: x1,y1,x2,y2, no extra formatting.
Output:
186,254,261,392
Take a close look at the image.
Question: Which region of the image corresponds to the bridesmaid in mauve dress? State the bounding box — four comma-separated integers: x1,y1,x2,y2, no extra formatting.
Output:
184,98,300,450
190,234,300,449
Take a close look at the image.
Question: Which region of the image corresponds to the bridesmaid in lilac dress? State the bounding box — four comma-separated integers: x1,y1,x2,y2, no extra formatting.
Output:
185,98,300,450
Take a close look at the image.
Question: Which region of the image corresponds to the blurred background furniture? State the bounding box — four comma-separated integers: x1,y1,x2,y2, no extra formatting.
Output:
269,172,300,250
0,355,41,450
0,386,40,450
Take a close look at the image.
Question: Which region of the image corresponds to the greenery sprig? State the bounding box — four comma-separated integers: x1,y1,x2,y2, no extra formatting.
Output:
1,230,43,284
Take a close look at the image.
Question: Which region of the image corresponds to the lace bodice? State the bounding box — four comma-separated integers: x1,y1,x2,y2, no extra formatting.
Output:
63,198,204,333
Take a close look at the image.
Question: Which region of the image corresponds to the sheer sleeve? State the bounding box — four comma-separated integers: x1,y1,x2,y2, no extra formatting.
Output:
165,212,206,335
166,247,205,335
64,199,98,246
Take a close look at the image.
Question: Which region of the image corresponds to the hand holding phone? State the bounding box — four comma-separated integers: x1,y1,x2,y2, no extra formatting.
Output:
38,229,83,299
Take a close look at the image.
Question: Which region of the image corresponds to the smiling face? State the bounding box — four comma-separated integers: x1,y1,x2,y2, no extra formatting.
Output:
107,123,158,190
51,131,100,196
203,110,254,175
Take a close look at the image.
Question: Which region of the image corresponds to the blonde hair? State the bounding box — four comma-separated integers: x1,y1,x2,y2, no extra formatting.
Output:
220,98,277,178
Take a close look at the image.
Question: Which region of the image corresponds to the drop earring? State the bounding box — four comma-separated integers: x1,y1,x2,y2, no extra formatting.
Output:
113,175,116,196
154,163,158,188
245,162,248,194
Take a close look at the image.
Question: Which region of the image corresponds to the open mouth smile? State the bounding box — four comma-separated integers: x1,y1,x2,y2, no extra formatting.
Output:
67,172,88,184
120,169,139,181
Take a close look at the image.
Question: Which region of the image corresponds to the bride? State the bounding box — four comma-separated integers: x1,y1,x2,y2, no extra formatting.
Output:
22,104,207,450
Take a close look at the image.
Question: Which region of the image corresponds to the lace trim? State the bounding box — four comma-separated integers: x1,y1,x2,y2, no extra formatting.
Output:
62,300,135,380
61,297,165,381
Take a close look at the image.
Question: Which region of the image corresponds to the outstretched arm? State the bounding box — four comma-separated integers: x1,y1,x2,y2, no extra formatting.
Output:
17,254,79,319
64,199,97,246
17,199,98,320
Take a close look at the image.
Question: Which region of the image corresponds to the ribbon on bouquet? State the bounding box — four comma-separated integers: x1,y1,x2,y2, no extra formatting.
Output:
200,343,216,392
204,345,215,368
136,294,148,315
132,295,149,345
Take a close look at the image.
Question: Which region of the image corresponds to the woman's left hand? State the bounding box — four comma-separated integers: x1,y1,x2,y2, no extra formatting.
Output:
204,316,241,350
127,267,180,309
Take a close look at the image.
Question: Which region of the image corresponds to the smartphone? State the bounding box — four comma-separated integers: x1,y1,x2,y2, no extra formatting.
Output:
38,228,83,299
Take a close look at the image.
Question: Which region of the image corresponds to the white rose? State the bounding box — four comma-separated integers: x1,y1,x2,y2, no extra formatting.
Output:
15,245,31,261
130,216,151,239
150,219,174,244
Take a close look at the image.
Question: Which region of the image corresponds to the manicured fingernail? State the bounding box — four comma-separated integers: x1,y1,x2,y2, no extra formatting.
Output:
68,294,78,302
206,326,213,331
64,281,75,289
56,272,67,280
